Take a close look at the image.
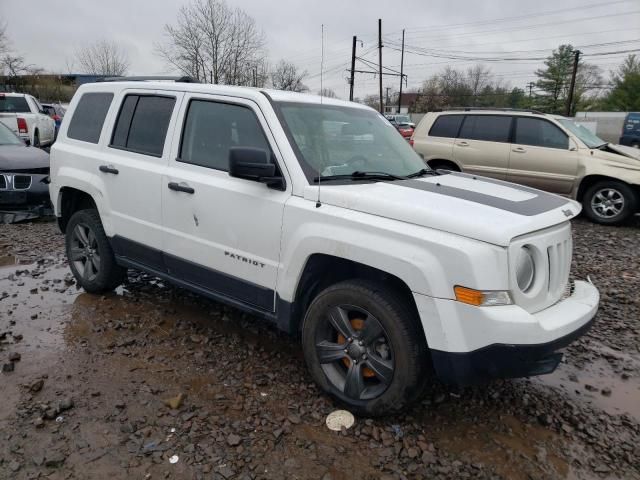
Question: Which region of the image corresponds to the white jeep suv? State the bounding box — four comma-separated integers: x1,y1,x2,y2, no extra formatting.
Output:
50,79,599,415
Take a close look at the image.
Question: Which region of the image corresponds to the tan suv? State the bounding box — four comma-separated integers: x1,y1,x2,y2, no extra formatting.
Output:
412,108,640,225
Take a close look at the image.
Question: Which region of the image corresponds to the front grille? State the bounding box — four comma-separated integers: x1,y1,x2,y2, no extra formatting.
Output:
0,175,6,189
547,239,571,294
509,222,573,313
13,175,31,190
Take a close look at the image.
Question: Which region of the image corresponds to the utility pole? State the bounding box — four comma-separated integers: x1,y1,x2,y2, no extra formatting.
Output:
349,36,357,101
378,18,383,114
398,29,405,114
385,87,390,109
527,82,534,98
566,50,581,117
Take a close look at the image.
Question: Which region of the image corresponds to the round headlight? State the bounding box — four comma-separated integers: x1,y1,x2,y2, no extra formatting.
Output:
516,246,535,292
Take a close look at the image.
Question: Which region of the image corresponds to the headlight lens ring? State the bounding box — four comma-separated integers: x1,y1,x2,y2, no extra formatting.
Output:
516,246,535,292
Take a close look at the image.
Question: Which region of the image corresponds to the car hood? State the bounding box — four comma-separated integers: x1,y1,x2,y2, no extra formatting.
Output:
603,143,640,160
588,145,640,171
303,172,580,246
0,145,50,171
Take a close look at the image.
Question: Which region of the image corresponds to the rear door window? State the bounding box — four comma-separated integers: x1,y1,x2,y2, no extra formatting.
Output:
178,100,270,171
459,115,512,143
514,117,568,150
0,96,30,113
429,115,464,138
67,92,114,144
111,95,176,157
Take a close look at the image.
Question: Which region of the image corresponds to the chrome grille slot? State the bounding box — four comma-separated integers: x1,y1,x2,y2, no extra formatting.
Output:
13,175,31,190
0,175,6,189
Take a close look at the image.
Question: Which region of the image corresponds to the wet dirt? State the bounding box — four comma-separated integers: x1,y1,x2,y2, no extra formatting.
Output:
535,358,640,420
0,219,639,480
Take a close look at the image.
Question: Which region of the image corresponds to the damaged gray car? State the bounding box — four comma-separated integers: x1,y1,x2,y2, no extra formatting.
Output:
0,122,51,223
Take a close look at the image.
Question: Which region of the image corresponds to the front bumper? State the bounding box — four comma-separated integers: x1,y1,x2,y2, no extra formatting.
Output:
0,173,50,208
414,280,599,386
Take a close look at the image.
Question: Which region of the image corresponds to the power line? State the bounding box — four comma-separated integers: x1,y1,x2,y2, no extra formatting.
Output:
384,39,640,57
384,0,634,36
398,10,640,43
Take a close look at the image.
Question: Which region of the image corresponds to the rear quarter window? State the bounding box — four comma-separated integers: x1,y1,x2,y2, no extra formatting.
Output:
428,115,464,138
67,92,114,144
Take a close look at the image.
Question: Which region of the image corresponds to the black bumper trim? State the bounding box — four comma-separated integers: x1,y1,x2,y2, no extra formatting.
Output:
430,316,595,386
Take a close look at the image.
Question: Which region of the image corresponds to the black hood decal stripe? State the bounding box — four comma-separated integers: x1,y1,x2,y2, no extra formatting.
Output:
395,175,568,216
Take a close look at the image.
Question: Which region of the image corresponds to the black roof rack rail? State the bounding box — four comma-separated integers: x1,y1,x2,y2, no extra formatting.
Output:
436,107,544,115
97,76,200,83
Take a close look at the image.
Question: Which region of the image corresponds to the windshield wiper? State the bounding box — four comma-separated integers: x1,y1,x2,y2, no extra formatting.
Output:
313,171,406,183
406,168,439,178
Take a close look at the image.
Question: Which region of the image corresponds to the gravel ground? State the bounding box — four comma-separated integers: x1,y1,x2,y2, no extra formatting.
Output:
0,217,639,480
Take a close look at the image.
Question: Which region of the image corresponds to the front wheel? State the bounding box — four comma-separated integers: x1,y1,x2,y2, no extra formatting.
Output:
302,280,430,416
65,209,126,293
582,181,637,225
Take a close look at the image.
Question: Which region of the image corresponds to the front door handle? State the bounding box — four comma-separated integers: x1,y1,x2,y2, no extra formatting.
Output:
457,141,469,147
168,182,195,194
99,165,119,174
512,147,526,153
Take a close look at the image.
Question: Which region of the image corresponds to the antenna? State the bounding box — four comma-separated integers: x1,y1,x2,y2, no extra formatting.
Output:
317,24,324,208
320,24,324,104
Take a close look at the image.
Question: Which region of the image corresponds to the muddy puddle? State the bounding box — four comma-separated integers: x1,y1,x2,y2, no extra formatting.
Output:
534,357,640,420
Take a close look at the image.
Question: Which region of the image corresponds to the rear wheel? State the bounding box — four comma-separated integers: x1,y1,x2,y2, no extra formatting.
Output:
65,209,126,293
33,131,40,148
582,180,636,225
302,280,429,416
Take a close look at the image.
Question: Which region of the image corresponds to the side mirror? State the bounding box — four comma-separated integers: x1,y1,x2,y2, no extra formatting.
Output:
228,147,285,190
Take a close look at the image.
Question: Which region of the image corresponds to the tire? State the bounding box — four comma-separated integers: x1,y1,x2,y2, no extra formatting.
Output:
33,131,40,148
582,180,637,225
428,160,459,172
65,209,126,293
301,279,430,416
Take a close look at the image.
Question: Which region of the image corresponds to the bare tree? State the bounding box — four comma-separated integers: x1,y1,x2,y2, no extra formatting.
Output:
318,88,337,98
75,40,130,76
1,54,27,77
156,0,266,85
271,60,308,92
466,64,492,104
0,22,8,57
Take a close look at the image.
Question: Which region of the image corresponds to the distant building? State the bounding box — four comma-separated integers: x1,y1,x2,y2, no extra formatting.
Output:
384,92,420,114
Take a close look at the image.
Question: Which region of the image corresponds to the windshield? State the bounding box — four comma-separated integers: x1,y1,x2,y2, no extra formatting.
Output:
276,102,427,181
395,115,411,124
0,122,23,145
557,118,606,149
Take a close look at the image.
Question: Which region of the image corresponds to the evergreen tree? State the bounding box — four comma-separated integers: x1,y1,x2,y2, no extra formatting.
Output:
605,55,640,111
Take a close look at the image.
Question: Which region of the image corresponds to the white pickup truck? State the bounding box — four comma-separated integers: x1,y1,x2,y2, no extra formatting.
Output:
0,92,56,147
49,80,599,415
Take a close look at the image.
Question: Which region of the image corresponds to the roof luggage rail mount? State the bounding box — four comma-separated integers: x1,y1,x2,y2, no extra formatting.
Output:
435,107,544,115
97,76,200,83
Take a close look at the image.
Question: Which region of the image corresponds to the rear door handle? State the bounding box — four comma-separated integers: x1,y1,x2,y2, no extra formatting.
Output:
168,182,195,194
457,141,469,147
99,165,119,174
512,147,526,153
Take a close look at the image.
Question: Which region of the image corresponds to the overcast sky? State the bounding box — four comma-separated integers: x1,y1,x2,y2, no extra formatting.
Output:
2,0,639,98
